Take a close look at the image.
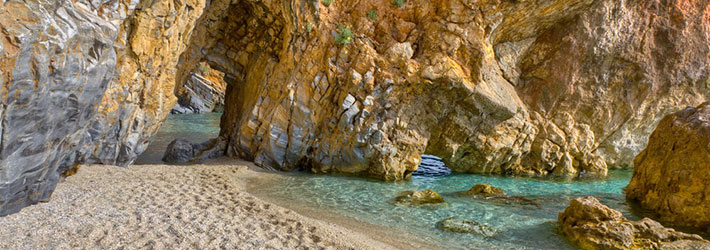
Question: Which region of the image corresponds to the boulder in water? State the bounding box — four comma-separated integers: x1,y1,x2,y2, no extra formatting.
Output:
558,196,710,250
394,190,445,206
437,218,496,237
464,184,506,197
162,138,226,163
626,102,710,230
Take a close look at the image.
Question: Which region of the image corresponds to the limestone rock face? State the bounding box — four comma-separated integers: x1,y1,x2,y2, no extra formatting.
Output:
558,197,710,250
0,0,207,215
172,63,227,114
626,102,710,230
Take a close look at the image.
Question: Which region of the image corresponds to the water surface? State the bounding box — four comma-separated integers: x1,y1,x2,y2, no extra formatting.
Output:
146,113,637,249
252,156,635,249
134,113,222,164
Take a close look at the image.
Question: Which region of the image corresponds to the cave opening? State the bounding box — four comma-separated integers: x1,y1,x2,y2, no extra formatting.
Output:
134,62,228,165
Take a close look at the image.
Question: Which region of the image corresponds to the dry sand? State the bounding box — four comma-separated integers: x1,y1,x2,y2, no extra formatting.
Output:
0,160,423,249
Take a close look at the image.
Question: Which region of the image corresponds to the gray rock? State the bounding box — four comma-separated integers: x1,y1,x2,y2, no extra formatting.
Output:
437,218,496,237
162,138,226,163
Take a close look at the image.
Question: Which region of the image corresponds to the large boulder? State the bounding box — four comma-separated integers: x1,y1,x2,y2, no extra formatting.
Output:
162,138,226,164
558,197,710,250
626,102,710,230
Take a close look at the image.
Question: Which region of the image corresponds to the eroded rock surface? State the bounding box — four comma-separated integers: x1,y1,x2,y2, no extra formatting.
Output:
172,63,227,114
394,190,445,206
558,197,710,250
437,218,496,237
626,102,710,231
464,184,506,197
162,138,227,164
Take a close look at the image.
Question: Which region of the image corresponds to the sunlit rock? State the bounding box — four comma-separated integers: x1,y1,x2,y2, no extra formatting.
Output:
626,102,710,231
558,197,710,250
464,184,506,197
394,190,445,206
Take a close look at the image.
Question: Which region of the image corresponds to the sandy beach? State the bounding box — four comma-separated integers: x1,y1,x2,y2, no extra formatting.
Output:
0,160,421,249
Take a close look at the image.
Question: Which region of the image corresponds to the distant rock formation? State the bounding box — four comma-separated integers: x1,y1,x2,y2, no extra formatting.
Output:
558,197,710,250
172,63,226,114
626,102,710,231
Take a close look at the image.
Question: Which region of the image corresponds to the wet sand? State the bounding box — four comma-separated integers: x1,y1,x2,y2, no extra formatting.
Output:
0,159,425,249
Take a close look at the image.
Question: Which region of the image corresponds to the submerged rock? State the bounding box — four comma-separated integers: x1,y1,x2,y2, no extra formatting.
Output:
558,197,710,250
437,218,496,237
462,184,539,208
464,184,506,197
394,190,445,206
162,138,226,164
626,102,710,231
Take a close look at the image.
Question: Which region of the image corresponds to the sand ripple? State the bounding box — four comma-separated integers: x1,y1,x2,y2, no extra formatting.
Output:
0,162,395,249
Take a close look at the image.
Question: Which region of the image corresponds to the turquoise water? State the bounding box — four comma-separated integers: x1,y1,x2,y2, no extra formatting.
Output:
134,113,222,164
253,156,635,249
146,113,637,249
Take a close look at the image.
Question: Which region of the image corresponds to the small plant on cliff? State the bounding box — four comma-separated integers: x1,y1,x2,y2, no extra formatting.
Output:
392,0,405,8
306,23,313,33
367,10,378,21
321,0,333,7
334,24,353,46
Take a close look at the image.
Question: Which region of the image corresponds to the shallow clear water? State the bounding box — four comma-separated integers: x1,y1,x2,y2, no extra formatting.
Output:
134,113,222,164
253,156,635,250
146,113,637,249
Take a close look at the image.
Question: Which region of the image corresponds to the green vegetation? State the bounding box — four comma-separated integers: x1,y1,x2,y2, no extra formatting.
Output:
306,23,313,33
321,0,333,7
392,0,405,7
367,10,378,21
334,24,353,46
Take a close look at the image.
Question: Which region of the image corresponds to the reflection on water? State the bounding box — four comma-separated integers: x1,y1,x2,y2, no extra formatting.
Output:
134,113,222,164
252,157,635,250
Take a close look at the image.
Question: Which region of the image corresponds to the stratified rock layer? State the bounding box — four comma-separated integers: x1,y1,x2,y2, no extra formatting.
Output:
172,63,226,114
626,102,710,230
558,197,710,250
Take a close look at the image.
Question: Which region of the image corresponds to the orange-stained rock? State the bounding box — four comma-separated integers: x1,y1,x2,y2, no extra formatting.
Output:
558,197,710,250
626,102,710,231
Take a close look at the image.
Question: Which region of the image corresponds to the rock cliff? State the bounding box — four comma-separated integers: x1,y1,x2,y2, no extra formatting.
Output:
626,102,710,231
0,0,708,214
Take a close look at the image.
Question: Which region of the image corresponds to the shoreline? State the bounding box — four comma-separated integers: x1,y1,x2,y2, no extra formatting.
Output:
0,159,411,249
